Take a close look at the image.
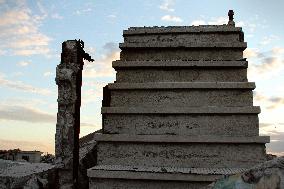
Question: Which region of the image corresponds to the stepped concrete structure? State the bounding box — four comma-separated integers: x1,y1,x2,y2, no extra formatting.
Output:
87,14,270,188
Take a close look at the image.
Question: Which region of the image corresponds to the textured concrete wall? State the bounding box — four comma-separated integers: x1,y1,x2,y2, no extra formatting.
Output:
103,114,259,136
110,89,253,107
96,142,267,168
90,178,209,189
116,68,247,82
124,33,242,43
120,49,243,61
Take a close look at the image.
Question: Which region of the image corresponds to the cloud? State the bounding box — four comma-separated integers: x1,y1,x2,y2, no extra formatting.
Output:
0,139,52,153
51,13,63,20
244,48,260,58
43,71,53,77
0,74,52,95
191,20,206,26
258,122,284,156
108,14,116,19
0,105,55,123
259,35,280,46
246,47,284,80
17,61,31,67
159,0,175,12
83,42,119,78
254,93,284,110
0,1,51,56
161,15,183,23
75,8,92,15
272,47,284,55
208,17,227,25
191,17,245,27
0,49,6,55
11,72,24,77
248,57,284,80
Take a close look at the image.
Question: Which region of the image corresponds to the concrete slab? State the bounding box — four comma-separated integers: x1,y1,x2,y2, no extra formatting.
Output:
115,68,248,82
92,134,270,144
103,114,259,136
123,26,243,35
107,82,255,89
119,42,247,49
88,165,247,177
112,60,248,68
120,48,243,61
124,33,242,44
89,178,209,189
110,89,253,107
88,168,223,182
96,142,267,168
101,106,260,114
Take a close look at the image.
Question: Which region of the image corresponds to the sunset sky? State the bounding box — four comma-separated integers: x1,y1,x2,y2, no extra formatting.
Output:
0,0,284,155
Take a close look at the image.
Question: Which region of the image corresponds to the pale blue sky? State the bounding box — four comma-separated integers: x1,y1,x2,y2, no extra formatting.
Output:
0,0,283,155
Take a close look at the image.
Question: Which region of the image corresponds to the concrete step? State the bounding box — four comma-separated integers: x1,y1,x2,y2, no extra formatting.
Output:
113,60,248,68
103,114,259,136
88,164,247,189
113,60,248,82
93,134,269,143
120,42,247,49
109,89,253,107
123,25,244,35
107,82,254,107
123,31,243,44
120,48,244,61
102,107,260,136
102,106,260,114
94,134,268,168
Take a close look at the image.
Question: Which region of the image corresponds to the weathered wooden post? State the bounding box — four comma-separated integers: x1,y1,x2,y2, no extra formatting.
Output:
55,40,93,188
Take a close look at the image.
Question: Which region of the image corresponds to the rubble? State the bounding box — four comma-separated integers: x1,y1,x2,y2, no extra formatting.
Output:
0,159,56,189
208,156,284,189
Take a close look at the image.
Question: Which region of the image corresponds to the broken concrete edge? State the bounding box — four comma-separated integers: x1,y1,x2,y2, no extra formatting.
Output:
123,26,243,35
92,134,270,144
208,156,284,189
87,169,225,182
101,106,261,114
0,160,56,178
107,82,255,90
112,60,248,68
119,42,247,49
88,165,248,176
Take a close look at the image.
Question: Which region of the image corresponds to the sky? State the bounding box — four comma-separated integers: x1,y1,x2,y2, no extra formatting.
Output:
0,0,284,155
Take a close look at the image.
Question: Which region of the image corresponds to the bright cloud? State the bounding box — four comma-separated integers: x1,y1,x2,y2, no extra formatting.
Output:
191,20,206,26
161,15,183,23
259,35,280,46
0,1,51,56
17,61,31,67
43,71,53,77
246,47,284,80
159,0,175,12
83,42,119,78
191,17,245,27
272,47,284,55
0,74,52,95
255,93,284,110
244,48,260,58
0,105,55,123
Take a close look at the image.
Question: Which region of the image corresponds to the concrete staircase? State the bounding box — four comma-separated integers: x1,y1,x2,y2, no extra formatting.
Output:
87,25,269,188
